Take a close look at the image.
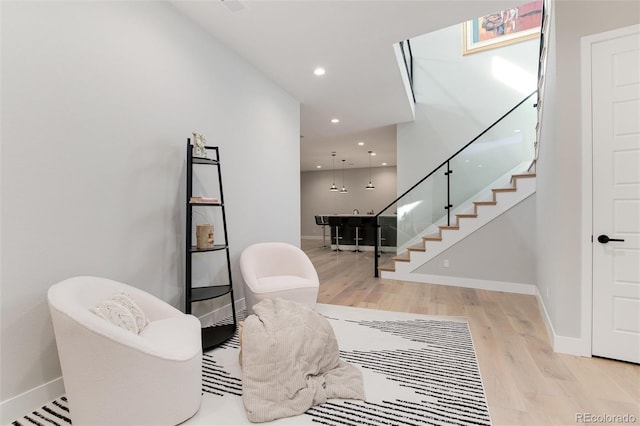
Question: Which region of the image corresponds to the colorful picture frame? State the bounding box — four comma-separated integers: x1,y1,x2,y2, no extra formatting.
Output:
463,0,543,55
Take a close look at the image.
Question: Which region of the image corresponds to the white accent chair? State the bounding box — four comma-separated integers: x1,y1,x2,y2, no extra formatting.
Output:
47,276,202,426
240,242,319,314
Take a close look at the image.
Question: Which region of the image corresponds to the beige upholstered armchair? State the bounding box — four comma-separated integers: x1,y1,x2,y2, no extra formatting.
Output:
47,276,202,426
240,242,319,314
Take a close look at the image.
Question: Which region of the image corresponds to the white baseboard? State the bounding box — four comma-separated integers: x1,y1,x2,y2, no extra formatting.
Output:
534,286,556,346
381,272,537,295
198,297,246,326
554,335,591,357
0,376,65,425
534,287,591,357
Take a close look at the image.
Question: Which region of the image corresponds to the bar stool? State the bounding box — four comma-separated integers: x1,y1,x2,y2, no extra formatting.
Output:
347,217,364,252
327,216,344,252
314,215,329,248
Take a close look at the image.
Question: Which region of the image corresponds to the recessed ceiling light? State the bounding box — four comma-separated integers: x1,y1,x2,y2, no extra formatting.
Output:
357,141,364,146
316,165,322,169
514,129,521,133
371,152,377,156
313,67,326,76
382,162,387,166
331,118,340,124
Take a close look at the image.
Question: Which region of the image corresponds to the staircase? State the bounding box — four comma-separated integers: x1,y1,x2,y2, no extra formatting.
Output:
372,91,539,288
379,172,536,280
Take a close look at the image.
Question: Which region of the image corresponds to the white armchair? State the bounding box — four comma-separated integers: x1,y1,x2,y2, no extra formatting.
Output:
47,276,202,426
240,242,319,314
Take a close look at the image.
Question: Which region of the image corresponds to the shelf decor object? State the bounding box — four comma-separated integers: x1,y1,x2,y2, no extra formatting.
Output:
190,197,220,204
185,139,237,350
191,132,208,158
196,224,214,249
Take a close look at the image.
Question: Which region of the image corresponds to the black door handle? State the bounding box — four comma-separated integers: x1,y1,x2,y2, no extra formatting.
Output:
598,234,625,244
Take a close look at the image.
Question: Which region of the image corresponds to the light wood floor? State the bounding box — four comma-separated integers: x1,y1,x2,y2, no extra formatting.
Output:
302,239,640,426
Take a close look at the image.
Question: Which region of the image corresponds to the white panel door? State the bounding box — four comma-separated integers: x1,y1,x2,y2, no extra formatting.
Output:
591,28,640,364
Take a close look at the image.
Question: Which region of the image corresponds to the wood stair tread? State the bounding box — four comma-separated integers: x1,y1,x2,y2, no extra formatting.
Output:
392,255,411,262
511,172,536,183
423,234,442,241
378,266,396,272
439,225,460,230
456,213,478,218
407,245,426,252
492,187,517,192
474,200,497,205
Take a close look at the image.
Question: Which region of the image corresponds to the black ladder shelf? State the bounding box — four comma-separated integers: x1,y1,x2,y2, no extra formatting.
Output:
185,140,237,351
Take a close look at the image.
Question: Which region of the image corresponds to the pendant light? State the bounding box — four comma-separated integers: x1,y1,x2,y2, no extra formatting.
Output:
339,159,348,194
365,151,375,190
329,152,338,191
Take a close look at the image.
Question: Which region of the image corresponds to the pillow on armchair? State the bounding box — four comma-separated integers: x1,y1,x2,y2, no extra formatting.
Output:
90,292,149,334
48,276,202,426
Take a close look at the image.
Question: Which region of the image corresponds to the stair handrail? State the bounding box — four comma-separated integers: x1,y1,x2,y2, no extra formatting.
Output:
373,90,537,276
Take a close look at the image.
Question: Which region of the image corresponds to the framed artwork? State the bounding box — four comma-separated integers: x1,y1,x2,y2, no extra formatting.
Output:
463,0,543,55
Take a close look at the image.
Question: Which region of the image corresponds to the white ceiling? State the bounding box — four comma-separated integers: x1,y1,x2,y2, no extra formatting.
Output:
171,0,510,171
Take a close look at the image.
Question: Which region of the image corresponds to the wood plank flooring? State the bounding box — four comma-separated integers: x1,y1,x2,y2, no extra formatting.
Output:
302,239,640,426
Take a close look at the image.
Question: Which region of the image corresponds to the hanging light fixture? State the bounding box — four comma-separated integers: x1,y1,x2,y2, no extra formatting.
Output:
329,152,338,191
365,151,375,190
339,159,348,194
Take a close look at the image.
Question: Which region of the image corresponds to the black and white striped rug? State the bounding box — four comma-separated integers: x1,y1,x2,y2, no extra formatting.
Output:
13,304,491,426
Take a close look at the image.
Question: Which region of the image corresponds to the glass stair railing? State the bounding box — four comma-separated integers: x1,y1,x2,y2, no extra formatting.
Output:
374,91,538,276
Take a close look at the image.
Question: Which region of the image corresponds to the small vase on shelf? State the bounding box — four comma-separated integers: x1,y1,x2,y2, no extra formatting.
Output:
192,132,208,158
196,224,214,249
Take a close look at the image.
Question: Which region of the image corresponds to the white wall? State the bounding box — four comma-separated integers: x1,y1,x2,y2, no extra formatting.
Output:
397,22,540,190
0,0,300,416
301,166,397,238
536,0,640,339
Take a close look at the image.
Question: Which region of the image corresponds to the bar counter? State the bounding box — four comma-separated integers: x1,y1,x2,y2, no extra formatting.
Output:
323,214,396,251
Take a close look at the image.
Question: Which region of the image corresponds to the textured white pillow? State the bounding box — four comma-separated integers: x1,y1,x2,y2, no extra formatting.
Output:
90,292,149,334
